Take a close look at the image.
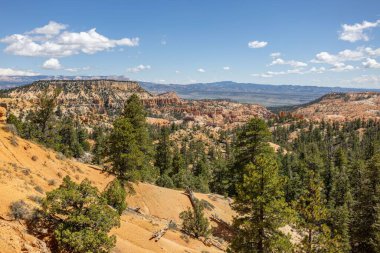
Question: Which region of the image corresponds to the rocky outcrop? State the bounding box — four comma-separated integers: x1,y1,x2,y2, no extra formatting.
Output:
143,92,181,107
2,79,274,129
4,80,182,127
293,92,380,121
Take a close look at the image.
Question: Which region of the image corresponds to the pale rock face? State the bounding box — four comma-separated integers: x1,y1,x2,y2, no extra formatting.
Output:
1,79,273,129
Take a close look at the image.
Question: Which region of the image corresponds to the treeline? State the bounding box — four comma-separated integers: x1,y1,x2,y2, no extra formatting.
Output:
7,89,90,158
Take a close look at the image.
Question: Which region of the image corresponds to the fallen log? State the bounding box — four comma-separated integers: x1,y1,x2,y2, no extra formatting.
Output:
211,213,230,227
126,206,142,214
150,220,173,242
184,187,197,209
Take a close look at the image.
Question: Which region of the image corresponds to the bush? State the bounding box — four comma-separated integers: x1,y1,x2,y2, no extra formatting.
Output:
10,200,31,220
156,174,175,188
28,195,43,204
179,200,210,238
102,179,127,215
43,176,120,253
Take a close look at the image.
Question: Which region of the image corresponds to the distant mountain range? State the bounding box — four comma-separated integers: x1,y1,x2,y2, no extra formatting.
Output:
140,81,380,106
1,76,378,106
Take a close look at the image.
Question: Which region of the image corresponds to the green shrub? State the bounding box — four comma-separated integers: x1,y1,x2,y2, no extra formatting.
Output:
179,200,210,238
102,179,127,215
43,176,120,253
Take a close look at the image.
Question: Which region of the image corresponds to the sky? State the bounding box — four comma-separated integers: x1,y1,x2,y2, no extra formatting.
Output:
0,0,380,88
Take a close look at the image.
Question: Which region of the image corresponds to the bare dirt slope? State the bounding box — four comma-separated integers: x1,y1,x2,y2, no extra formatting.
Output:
0,124,232,253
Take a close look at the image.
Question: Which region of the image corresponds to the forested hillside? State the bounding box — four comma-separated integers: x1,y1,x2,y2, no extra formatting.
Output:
1,90,379,253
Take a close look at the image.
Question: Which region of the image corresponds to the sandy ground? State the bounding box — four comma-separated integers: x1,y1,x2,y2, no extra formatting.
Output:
0,123,231,253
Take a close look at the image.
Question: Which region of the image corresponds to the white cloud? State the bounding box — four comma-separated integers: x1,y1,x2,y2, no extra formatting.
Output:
223,66,230,70
29,21,67,36
175,70,180,74
127,64,151,73
0,21,139,57
330,62,355,72
252,69,304,78
65,66,90,72
270,52,281,58
269,58,307,68
309,66,326,73
312,47,380,66
341,75,380,87
197,68,205,73
362,58,380,69
0,68,39,76
339,19,380,42
42,58,61,70
248,40,268,48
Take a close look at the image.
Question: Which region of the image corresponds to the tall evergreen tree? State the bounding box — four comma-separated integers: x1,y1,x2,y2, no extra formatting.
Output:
351,153,380,253
295,170,341,253
228,118,272,196
229,153,292,253
103,94,157,183
155,127,173,175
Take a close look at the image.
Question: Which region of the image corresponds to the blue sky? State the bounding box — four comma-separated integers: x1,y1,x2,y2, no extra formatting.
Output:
0,0,380,87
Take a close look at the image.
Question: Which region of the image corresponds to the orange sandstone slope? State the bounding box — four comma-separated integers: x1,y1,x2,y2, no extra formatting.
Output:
0,123,232,253
293,92,380,121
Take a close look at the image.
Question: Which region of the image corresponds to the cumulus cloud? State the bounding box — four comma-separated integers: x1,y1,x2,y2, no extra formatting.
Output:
248,40,268,48
127,64,151,73
29,21,67,36
0,21,139,57
312,47,380,67
329,62,355,72
0,68,39,76
339,19,380,42
362,58,380,69
223,66,230,70
309,66,326,73
42,58,61,69
269,58,307,68
197,68,205,73
341,75,380,87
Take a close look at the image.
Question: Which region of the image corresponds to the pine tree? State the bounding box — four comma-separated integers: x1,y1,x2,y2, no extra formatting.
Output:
351,153,380,253
92,127,106,165
155,127,173,175
121,94,156,182
229,153,292,253
103,94,158,183
328,149,352,252
179,200,210,238
229,118,272,196
30,88,61,142
295,170,340,253
103,117,145,182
